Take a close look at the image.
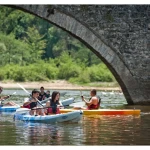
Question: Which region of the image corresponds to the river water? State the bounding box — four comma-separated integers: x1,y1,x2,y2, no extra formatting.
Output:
0,89,150,145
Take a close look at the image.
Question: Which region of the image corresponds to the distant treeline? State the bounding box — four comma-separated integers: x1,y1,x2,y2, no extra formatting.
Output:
0,6,115,83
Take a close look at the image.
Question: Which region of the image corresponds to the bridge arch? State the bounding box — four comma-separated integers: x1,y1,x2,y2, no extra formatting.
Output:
6,5,150,105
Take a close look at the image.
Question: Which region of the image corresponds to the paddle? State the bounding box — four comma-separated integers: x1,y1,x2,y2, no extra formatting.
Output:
80,90,84,101
17,83,31,95
0,91,18,107
17,83,44,108
1,92,17,101
70,91,85,109
40,97,51,104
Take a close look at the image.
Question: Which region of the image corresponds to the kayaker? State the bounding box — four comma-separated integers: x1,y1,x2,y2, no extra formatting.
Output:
38,86,47,101
45,91,63,114
81,89,101,110
23,89,45,116
46,90,50,98
0,86,17,106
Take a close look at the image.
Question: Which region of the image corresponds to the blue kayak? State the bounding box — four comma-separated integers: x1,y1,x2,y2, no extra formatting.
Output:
0,105,20,112
14,110,83,123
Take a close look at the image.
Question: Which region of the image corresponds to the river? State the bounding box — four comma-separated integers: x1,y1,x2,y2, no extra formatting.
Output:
0,89,150,145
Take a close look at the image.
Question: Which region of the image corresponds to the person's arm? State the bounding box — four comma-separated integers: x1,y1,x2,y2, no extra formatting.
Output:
81,96,94,106
58,101,64,107
0,95,10,101
23,98,36,106
45,101,50,108
23,101,31,106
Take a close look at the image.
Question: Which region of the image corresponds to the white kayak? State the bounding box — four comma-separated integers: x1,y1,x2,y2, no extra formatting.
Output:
60,92,67,96
0,105,20,112
61,97,74,106
14,110,83,123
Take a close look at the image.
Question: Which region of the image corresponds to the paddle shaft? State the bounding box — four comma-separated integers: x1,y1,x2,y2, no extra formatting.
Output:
17,83,30,95
1,92,16,101
17,83,44,108
40,97,51,104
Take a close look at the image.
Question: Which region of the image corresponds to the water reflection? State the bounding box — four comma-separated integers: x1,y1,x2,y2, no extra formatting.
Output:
1,90,150,145
14,120,83,145
81,115,141,145
15,121,63,145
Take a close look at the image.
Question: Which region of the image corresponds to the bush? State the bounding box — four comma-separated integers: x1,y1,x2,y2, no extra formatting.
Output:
58,62,82,80
69,70,91,84
0,71,6,80
88,64,114,82
0,58,115,83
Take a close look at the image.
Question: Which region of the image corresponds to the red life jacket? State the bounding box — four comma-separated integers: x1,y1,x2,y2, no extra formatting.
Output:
87,96,101,110
47,107,60,114
23,104,30,109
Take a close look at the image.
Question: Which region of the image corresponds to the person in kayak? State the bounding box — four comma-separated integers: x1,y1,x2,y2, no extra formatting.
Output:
0,86,17,106
73,89,101,110
81,89,101,110
38,86,47,101
23,89,45,116
45,91,63,114
46,90,50,98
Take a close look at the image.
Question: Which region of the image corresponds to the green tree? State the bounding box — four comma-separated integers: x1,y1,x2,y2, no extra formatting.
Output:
24,26,47,62
0,33,31,66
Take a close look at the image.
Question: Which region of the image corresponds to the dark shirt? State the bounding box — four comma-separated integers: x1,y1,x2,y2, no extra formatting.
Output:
38,92,47,101
50,99,59,113
29,97,37,109
30,101,37,109
46,93,50,98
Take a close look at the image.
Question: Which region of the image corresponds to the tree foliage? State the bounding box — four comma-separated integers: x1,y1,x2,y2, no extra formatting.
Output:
0,6,116,83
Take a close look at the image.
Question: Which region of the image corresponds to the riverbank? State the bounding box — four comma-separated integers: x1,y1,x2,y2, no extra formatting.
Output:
0,80,121,91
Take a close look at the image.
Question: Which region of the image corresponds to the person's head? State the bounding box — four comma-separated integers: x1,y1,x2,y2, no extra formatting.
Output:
90,89,97,97
32,89,40,98
51,91,60,102
0,86,3,94
46,90,50,94
40,86,44,92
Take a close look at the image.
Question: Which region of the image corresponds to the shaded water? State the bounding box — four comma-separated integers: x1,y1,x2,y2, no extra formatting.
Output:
0,89,150,145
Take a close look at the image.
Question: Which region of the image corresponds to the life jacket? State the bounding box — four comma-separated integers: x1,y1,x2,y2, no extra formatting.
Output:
23,104,30,109
47,99,60,114
23,97,37,109
87,96,101,110
30,101,37,109
23,97,30,108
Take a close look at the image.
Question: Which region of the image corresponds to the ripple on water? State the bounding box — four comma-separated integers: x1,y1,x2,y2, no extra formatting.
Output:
0,90,150,145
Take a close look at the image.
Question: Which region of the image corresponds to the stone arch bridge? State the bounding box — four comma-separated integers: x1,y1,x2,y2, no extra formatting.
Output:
6,5,150,105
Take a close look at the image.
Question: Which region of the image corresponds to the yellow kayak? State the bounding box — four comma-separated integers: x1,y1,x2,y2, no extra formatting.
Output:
60,108,141,115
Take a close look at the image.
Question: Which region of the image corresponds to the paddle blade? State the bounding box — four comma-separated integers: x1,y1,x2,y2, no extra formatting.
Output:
11,92,16,96
17,83,31,95
80,91,82,96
